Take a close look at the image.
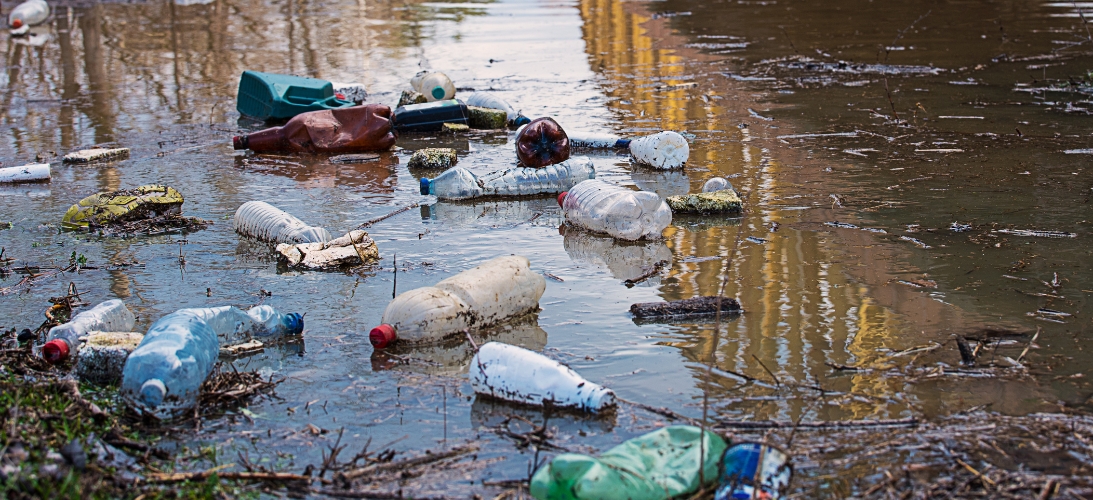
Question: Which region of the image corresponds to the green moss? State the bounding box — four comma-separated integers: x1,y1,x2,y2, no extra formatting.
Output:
397,90,428,108
407,148,458,170
467,106,508,129
665,189,742,214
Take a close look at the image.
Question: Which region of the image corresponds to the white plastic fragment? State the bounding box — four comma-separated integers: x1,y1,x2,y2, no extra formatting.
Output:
0,163,50,184
276,230,379,269
629,131,689,169
62,147,130,163
470,342,616,412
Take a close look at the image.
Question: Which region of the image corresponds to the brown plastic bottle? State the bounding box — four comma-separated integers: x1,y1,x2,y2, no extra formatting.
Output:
233,104,397,154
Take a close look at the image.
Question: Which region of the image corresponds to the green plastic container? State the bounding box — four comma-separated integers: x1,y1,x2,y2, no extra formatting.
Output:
236,71,355,121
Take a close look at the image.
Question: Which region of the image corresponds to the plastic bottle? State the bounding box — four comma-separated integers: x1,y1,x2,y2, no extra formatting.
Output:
516,117,570,168
0,163,50,184
42,300,136,364
559,179,672,241
394,100,469,133
233,201,331,244
370,255,545,348
470,342,615,412
566,132,631,149
232,104,396,154
410,71,456,101
8,0,49,33
420,156,595,200
714,443,793,500
702,177,734,193
462,93,531,126
629,131,690,169
120,305,304,417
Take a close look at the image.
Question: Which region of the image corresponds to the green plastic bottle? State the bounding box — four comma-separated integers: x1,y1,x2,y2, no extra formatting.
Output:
236,71,355,121
530,425,727,500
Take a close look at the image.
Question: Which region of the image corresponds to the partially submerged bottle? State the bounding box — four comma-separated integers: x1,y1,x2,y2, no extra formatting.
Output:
232,104,396,154
121,305,304,418
714,443,793,500
559,179,672,241
470,342,615,412
462,93,531,127
410,71,456,101
629,131,690,169
370,256,546,348
702,177,734,193
516,117,570,168
233,201,331,244
394,100,469,133
42,300,136,364
8,0,49,34
420,156,595,200
0,163,50,184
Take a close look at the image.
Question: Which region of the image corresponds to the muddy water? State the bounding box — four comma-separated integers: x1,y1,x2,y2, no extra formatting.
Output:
0,0,1089,494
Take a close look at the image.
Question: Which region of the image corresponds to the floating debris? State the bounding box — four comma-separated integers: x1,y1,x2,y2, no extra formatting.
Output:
774,57,945,76
467,105,508,129
937,115,985,119
825,221,859,229
329,153,380,164
900,235,932,249
630,295,743,320
62,185,184,230
442,122,470,133
1063,149,1093,154
746,236,768,244
63,147,130,164
665,189,742,214
950,222,973,232
915,148,964,153
777,132,858,139
994,229,1077,238
747,108,773,121
407,148,458,170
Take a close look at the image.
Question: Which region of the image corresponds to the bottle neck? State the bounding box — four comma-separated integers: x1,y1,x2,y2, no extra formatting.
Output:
239,126,287,152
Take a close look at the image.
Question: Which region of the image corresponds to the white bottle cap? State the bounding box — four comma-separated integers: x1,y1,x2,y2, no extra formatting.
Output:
140,379,167,407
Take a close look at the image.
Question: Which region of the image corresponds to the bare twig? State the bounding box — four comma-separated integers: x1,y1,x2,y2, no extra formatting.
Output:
356,204,420,230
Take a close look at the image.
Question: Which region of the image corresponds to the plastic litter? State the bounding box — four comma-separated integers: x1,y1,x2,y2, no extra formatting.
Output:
629,131,689,169
62,185,184,230
75,332,144,385
407,148,458,170
559,179,672,241
0,163,50,184
467,106,509,129
394,99,469,133
714,443,792,500
462,93,531,126
665,189,742,214
8,0,49,34
443,122,470,133
567,132,631,149
470,342,615,411
236,71,354,121
530,425,727,500
397,90,428,107
42,300,136,364
233,104,396,154
421,156,595,200
516,117,570,168
630,296,743,321
62,147,130,164
276,230,379,269
410,71,456,101
371,318,547,376
120,305,303,418
702,177,734,193
562,227,672,282
234,201,377,269
233,201,331,244
370,255,545,348
330,82,368,104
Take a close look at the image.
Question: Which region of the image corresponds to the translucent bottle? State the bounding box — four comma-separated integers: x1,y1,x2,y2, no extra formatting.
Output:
330,81,368,103
419,156,595,201
462,93,531,126
629,131,690,169
470,342,616,412
370,256,546,348
702,177,734,193
234,201,331,244
8,0,49,33
42,300,136,364
567,132,631,149
559,179,672,241
410,71,456,102
121,305,304,417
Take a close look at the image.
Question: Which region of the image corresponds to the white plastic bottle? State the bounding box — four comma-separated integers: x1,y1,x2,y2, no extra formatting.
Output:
42,299,136,364
559,179,672,241
8,0,49,34
0,163,50,184
702,177,734,193
234,201,331,244
410,71,456,102
470,342,616,412
120,305,303,417
370,256,546,348
629,131,690,169
462,93,531,126
420,156,595,200
566,132,631,149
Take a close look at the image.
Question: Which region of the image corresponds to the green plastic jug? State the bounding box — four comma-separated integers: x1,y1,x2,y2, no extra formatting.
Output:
237,71,355,121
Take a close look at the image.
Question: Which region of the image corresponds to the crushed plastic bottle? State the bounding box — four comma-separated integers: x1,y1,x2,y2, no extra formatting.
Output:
120,305,303,418
8,0,49,34
232,104,396,154
0,163,50,184
470,342,615,412
233,201,331,244
516,117,571,168
462,93,531,127
559,179,672,241
629,131,690,169
702,177,734,193
530,425,727,500
420,156,595,200
370,256,545,348
410,71,456,101
42,300,136,364
714,443,792,500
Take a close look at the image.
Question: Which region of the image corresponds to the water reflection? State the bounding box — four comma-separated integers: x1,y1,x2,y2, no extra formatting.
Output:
370,315,548,376
561,225,671,282
629,165,689,198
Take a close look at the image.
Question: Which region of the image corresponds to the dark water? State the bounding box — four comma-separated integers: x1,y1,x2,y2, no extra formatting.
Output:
0,0,1090,494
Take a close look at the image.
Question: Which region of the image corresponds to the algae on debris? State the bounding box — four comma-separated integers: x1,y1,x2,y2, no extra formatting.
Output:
665,189,742,214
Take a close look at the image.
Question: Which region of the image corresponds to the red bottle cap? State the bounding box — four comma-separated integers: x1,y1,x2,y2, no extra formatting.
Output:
42,340,69,364
557,192,568,208
335,93,346,100
369,324,397,348
11,19,23,29
232,135,248,150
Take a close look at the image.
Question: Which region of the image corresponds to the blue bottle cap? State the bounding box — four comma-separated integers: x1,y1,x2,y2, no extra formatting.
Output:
284,313,305,335
514,115,532,126
420,177,431,196
616,138,632,148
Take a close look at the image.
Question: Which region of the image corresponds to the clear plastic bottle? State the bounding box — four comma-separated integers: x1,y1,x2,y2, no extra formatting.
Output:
462,93,531,126
8,0,49,33
410,71,456,102
42,300,136,364
629,131,690,169
370,256,546,348
470,342,615,412
559,179,672,241
702,177,734,193
234,201,331,244
420,156,595,200
120,305,303,417
566,132,631,149
330,81,367,103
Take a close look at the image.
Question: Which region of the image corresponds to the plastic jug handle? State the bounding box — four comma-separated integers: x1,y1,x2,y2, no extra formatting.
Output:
317,96,356,109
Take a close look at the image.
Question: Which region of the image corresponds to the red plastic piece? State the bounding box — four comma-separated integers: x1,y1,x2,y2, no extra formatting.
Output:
557,192,568,208
42,340,69,364
11,19,23,29
369,324,397,348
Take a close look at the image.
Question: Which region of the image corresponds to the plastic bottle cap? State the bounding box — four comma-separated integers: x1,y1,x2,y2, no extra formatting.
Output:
514,116,531,126
42,339,69,364
431,87,446,100
232,136,248,150
285,313,305,335
419,177,431,196
140,379,167,407
11,19,22,29
557,192,568,208
335,93,346,100
369,324,397,349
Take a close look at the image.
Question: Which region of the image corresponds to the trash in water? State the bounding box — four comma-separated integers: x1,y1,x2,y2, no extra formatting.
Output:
330,81,368,104
516,117,571,168
470,341,616,412
825,221,859,229
443,122,470,133
629,131,690,169
562,227,673,282
746,236,768,244
61,185,204,233
0,163,50,184
713,443,792,500
42,299,136,364
276,229,379,269
630,295,743,320
233,200,331,244
422,156,595,200
394,100,469,133
666,180,742,214
410,71,456,101
566,131,632,149
560,179,671,241
407,148,458,170
75,331,144,385
529,425,726,500
702,177,734,193
397,89,428,107
236,71,355,121
899,235,932,248
993,228,1077,238
462,92,531,127
329,153,381,164
467,105,508,129
62,147,130,164
121,305,304,418
950,222,973,232
8,0,49,35
370,255,545,348
233,104,396,153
